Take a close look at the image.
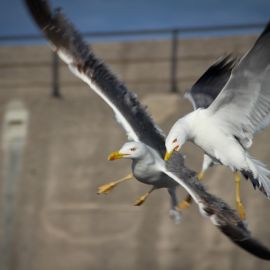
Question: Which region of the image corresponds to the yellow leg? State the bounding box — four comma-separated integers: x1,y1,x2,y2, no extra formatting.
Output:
178,194,193,209
178,171,204,209
234,171,246,220
197,171,205,181
133,187,156,206
97,173,133,194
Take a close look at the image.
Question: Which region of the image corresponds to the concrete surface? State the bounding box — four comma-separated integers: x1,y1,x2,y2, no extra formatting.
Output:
0,35,270,270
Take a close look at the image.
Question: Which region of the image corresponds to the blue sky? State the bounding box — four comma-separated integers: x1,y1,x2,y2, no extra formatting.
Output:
0,0,269,43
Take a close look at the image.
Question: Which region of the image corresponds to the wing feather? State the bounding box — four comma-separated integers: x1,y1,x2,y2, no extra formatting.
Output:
185,55,236,110
207,22,270,140
163,153,270,260
25,0,166,156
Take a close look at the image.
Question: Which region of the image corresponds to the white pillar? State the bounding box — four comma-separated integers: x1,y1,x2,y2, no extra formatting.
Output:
0,100,29,270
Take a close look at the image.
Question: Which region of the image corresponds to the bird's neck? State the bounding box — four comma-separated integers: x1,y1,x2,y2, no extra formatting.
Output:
179,112,197,141
184,109,209,143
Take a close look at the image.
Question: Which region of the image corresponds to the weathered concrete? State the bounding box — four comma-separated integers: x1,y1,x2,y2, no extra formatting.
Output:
0,35,270,270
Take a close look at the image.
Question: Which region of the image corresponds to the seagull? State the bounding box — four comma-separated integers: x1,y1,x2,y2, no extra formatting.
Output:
107,141,181,217
165,22,270,220
25,0,270,259
179,55,237,209
25,0,185,223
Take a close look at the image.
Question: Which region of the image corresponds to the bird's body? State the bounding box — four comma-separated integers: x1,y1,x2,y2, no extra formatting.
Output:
174,108,259,176
108,141,181,222
168,103,270,196
133,164,177,188
183,56,238,176
166,21,270,197
131,144,177,188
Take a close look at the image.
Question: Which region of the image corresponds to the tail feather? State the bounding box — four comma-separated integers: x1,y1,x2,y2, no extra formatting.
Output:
241,170,258,189
244,156,270,198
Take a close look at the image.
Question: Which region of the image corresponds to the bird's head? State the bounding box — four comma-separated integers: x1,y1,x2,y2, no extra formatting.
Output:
108,141,146,161
164,120,188,160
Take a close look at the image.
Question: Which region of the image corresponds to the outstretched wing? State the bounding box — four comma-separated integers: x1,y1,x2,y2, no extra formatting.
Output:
163,152,270,260
24,0,166,156
207,22,270,139
184,55,236,110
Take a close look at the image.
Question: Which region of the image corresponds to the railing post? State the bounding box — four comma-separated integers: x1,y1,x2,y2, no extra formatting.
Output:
52,51,61,98
170,29,179,93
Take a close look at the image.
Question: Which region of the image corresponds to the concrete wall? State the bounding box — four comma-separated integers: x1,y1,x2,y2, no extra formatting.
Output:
0,34,270,270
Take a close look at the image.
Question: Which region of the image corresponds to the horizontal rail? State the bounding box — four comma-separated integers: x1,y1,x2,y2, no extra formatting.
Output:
0,22,265,43
0,22,266,96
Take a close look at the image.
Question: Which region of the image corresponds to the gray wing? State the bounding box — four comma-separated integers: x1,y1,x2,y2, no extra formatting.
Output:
24,0,166,157
185,55,236,110
208,22,270,140
164,152,270,260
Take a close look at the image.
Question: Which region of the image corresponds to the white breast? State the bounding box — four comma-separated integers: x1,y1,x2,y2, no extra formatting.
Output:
191,109,247,169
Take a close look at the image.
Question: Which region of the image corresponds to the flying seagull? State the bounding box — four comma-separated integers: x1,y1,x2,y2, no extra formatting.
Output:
107,141,182,223
165,22,270,220
25,0,185,223
24,0,270,259
179,55,237,209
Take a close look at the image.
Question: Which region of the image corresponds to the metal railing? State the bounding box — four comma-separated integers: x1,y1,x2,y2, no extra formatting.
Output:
0,22,266,96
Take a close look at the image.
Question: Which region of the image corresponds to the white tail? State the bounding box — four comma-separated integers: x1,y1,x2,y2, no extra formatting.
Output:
246,155,270,198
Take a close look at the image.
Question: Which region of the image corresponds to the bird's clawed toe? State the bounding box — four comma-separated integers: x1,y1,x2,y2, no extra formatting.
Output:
97,182,117,194
169,209,182,224
133,195,148,206
178,194,193,210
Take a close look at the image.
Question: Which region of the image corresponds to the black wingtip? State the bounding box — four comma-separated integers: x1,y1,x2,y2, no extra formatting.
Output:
233,236,270,260
24,0,87,57
212,54,237,70
196,54,237,88
241,170,268,197
184,54,237,109
256,21,270,42
24,0,52,29
217,221,270,260
237,20,270,74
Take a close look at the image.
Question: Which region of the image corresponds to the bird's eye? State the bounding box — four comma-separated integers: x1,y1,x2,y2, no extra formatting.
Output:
172,138,177,143
130,147,136,151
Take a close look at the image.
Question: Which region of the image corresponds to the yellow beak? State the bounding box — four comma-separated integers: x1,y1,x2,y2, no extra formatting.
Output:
108,151,128,161
164,146,180,161
164,150,173,161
